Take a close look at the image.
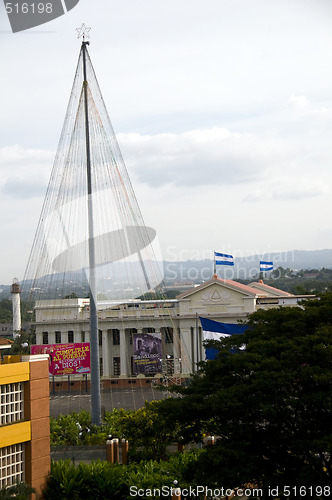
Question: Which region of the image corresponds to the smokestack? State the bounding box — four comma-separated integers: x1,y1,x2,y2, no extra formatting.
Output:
11,278,21,339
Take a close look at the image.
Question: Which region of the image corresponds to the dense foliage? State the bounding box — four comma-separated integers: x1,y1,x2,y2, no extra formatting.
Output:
265,266,332,294
0,298,12,323
0,482,35,500
43,452,202,500
51,409,128,446
8,331,35,355
51,403,182,461
157,293,332,496
0,298,34,324
116,400,180,461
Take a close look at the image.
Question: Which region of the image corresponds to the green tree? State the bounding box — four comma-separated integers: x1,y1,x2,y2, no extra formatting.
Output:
8,331,35,355
118,400,180,461
0,482,35,499
293,284,310,295
0,298,12,323
63,293,78,299
21,300,35,323
160,293,332,496
50,409,128,446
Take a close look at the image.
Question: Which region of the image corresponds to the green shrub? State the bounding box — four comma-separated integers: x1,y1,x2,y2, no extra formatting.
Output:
104,408,130,438
43,451,203,499
50,409,130,446
124,461,176,499
50,414,82,446
43,460,126,499
0,482,35,500
117,400,179,461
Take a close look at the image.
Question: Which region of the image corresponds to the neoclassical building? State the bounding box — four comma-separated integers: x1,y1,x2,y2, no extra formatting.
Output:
34,276,310,382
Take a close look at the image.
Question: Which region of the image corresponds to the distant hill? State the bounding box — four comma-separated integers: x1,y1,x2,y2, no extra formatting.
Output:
1,249,332,293
257,249,332,270
163,249,332,282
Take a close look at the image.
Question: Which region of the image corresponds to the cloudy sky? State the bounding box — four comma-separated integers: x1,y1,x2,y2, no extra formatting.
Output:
1,0,332,284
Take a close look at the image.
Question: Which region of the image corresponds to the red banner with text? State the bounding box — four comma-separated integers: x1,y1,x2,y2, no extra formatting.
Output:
31,343,91,376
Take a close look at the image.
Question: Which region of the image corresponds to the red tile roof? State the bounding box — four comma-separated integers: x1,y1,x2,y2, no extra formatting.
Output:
249,281,293,296
221,279,259,295
176,276,259,299
0,338,13,346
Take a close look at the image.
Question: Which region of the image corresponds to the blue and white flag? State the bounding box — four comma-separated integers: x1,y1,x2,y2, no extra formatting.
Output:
214,251,234,266
260,261,273,272
200,317,248,359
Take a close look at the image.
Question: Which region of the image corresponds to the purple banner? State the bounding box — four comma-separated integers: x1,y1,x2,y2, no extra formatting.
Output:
133,333,162,375
31,343,90,376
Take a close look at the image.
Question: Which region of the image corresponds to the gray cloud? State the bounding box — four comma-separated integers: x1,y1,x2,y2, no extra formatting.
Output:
1,176,48,199
118,128,289,188
244,183,330,203
0,146,52,199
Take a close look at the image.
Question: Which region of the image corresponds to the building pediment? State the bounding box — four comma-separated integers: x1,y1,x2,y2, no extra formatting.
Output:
177,277,258,302
176,278,257,316
200,287,232,305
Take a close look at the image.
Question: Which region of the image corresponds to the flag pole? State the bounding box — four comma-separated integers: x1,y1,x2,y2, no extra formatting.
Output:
213,251,216,277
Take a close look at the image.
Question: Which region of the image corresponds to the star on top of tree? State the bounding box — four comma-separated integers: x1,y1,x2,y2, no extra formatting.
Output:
76,23,91,40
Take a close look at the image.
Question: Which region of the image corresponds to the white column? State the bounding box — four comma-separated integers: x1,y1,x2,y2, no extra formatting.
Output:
36,329,42,345
173,327,181,374
49,332,56,345
11,279,21,339
120,329,128,377
200,327,205,362
102,329,110,377
180,328,193,375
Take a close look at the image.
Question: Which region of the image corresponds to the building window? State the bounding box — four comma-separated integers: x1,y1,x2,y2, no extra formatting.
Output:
112,329,120,345
126,328,137,345
0,443,24,489
42,332,48,345
99,330,102,346
68,331,74,343
162,327,174,344
55,331,61,344
113,357,120,376
100,358,103,377
0,382,24,425
81,331,85,343
143,327,155,334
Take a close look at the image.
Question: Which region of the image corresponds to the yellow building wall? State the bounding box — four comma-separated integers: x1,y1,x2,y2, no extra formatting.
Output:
0,357,50,497
0,421,31,448
0,361,29,385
